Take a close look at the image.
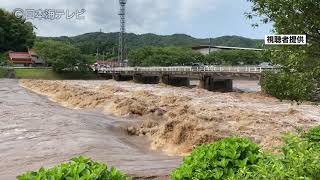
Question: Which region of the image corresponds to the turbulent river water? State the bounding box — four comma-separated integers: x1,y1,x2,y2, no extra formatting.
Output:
0,79,181,179
2,78,320,179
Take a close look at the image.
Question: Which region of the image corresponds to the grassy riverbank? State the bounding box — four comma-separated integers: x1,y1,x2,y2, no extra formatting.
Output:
0,68,7,78
15,68,98,80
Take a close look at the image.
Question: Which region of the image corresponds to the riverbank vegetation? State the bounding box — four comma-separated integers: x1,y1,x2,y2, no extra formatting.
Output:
261,71,318,102
247,0,320,102
172,126,320,179
18,156,128,180
15,68,97,80
0,9,36,53
0,67,8,78
128,46,268,67
0,8,95,75
33,40,95,73
0,8,35,67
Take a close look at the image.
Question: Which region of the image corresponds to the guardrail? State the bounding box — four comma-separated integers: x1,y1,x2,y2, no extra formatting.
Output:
96,66,277,74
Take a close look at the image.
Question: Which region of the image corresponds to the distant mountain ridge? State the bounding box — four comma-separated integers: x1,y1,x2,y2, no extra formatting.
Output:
39,32,263,56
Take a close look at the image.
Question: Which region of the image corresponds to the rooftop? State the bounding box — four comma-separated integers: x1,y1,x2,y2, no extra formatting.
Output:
192,45,264,51
9,52,32,60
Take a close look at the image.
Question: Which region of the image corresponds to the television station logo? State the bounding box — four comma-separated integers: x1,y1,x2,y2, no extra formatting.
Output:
265,35,307,45
13,8,86,20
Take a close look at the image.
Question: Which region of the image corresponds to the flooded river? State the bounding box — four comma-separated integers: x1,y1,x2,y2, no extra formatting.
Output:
0,79,181,179
1,78,320,179
19,79,320,156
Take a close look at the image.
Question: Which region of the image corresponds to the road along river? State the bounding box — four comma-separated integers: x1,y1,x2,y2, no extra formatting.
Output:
0,79,181,179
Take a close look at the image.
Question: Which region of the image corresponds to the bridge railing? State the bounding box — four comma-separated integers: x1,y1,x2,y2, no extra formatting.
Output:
97,66,277,74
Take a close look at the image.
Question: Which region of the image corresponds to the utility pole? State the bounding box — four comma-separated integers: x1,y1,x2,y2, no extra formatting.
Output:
209,38,212,54
118,0,127,66
96,48,99,61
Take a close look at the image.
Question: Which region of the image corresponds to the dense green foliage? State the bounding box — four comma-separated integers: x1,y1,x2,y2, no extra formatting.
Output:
305,126,320,143
39,33,263,57
128,47,204,66
34,40,94,72
0,52,11,66
247,0,320,101
171,137,262,179
205,50,268,65
0,67,8,78
128,47,267,66
18,156,128,180
261,71,318,101
0,9,36,53
279,132,320,179
172,126,320,179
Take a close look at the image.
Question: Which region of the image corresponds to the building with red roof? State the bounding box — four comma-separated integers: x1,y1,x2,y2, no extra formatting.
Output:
9,51,45,67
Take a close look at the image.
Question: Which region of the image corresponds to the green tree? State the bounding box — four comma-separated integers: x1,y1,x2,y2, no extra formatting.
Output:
247,0,320,101
34,40,92,72
128,47,204,67
129,47,266,67
205,50,268,65
0,52,12,66
261,71,317,101
0,9,36,53
247,0,320,69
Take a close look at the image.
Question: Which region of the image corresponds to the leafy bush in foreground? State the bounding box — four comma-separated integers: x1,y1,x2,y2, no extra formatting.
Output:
18,156,128,180
171,137,263,179
171,126,320,180
248,130,320,180
305,126,320,143
279,133,320,179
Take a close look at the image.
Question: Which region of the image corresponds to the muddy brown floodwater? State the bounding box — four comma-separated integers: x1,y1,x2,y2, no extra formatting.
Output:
2,78,320,179
19,79,320,157
0,79,181,179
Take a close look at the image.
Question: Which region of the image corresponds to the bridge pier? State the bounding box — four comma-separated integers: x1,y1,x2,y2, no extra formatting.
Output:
113,74,133,81
133,74,160,84
200,76,233,92
161,75,190,87
98,74,113,80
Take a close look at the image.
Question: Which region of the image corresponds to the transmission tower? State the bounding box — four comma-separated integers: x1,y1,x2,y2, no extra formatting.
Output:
118,0,127,65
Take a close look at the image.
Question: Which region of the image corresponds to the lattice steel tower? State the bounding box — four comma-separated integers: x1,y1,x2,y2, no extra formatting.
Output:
118,0,127,64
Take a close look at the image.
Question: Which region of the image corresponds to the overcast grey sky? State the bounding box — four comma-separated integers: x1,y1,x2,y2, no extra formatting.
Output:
0,0,273,39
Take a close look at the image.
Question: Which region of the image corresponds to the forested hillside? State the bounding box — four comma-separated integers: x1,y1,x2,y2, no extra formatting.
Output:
39,32,263,57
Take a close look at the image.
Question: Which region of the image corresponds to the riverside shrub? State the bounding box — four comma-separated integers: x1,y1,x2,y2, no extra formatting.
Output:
17,156,128,180
305,126,320,143
171,137,263,179
260,71,317,102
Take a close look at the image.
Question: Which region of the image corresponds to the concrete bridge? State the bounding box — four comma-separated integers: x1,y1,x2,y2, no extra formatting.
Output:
96,66,275,92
